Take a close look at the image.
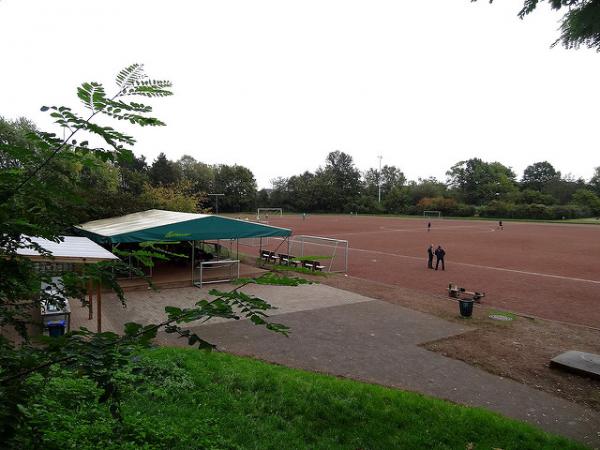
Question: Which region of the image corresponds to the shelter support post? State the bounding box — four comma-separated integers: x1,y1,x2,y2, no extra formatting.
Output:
87,280,93,320
96,282,102,333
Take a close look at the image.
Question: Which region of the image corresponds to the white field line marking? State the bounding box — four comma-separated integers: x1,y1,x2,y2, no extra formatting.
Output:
326,225,492,237
348,247,600,286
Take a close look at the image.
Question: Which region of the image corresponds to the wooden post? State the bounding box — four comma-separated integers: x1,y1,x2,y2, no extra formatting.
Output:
87,280,93,320
96,282,102,333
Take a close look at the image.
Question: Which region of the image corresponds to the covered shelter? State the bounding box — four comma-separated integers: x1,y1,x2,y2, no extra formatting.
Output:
74,209,292,288
16,235,119,334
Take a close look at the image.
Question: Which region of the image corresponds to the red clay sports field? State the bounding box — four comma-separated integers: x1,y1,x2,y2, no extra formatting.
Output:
259,214,600,328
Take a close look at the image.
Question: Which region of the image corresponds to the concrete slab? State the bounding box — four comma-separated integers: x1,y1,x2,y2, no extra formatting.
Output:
551,351,600,380
71,282,375,332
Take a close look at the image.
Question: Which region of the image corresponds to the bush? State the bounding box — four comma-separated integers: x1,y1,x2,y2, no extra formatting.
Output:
416,196,458,214
452,204,476,217
8,369,117,450
479,202,591,220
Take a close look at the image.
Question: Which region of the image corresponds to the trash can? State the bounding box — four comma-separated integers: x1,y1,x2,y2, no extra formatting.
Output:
47,320,66,337
459,299,474,318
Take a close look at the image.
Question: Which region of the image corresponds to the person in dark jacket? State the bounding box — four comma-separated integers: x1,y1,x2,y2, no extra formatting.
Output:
427,244,434,269
434,245,445,271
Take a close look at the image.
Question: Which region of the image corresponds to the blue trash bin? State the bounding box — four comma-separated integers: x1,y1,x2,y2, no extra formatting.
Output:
47,320,66,337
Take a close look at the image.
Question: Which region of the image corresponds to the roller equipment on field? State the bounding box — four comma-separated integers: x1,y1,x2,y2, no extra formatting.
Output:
448,283,485,302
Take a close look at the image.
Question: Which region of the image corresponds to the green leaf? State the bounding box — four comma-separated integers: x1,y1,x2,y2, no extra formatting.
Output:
115,63,145,88
123,322,143,337
250,315,266,325
165,306,183,318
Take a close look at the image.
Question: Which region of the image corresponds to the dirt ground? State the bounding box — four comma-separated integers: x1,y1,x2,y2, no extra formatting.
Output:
255,215,600,327
310,272,600,413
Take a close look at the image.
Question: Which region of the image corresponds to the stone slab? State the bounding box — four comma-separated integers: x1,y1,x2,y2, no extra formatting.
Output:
551,351,600,380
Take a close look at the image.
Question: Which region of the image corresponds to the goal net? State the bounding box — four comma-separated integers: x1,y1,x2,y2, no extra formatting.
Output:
287,235,348,273
257,208,283,221
423,210,442,219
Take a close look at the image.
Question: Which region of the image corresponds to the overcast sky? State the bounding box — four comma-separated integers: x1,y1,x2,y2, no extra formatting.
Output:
1,0,598,188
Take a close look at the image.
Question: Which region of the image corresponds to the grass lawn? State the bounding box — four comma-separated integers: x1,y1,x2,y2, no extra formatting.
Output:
114,347,585,450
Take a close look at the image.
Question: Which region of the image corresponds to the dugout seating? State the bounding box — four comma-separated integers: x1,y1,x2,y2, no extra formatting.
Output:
301,260,325,271
277,253,299,267
260,250,277,264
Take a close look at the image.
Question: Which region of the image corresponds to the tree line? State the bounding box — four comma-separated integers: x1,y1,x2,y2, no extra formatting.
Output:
265,153,600,220
3,116,599,221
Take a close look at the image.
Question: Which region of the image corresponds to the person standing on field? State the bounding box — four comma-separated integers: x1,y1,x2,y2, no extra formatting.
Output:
427,221,431,232
427,244,434,269
434,245,445,271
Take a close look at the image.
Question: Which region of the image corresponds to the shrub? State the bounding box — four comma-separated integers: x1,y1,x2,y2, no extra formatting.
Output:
8,368,117,450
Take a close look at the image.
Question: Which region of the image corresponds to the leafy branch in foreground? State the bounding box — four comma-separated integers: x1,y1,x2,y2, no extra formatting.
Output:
5,63,172,200
474,0,600,51
0,64,173,339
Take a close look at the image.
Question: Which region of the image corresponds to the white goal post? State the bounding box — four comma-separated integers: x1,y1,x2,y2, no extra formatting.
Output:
287,235,349,273
257,208,283,220
423,210,442,219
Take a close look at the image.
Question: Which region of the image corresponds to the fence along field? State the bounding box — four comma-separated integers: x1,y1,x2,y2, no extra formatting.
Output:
256,214,600,328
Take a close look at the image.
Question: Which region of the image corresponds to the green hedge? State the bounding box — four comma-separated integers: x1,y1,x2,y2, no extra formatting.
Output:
479,201,591,220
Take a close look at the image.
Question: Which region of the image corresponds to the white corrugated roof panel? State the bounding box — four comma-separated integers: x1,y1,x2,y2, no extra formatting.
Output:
17,236,119,262
76,209,208,238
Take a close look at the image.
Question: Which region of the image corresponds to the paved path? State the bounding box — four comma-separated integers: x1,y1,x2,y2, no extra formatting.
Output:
74,284,600,447
173,288,600,448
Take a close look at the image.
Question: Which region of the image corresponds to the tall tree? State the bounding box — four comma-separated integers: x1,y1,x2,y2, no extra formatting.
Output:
0,117,38,169
521,161,561,191
542,174,586,204
446,158,517,205
363,165,406,199
212,164,257,212
177,154,213,194
149,152,181,186
317,151,362,212
589,167,600,196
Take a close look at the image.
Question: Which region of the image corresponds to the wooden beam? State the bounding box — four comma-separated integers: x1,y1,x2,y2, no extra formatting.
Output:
87,280,93,320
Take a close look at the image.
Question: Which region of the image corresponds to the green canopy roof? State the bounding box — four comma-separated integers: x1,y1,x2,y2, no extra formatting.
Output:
75,209,291,244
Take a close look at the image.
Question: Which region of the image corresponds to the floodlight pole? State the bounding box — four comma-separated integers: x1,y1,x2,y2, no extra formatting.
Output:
208,193,225,214
377,155,383,203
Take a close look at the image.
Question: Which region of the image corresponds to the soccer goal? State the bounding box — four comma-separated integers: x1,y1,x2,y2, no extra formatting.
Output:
287,235,349,273
423,210,442,219
257,208,283,221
